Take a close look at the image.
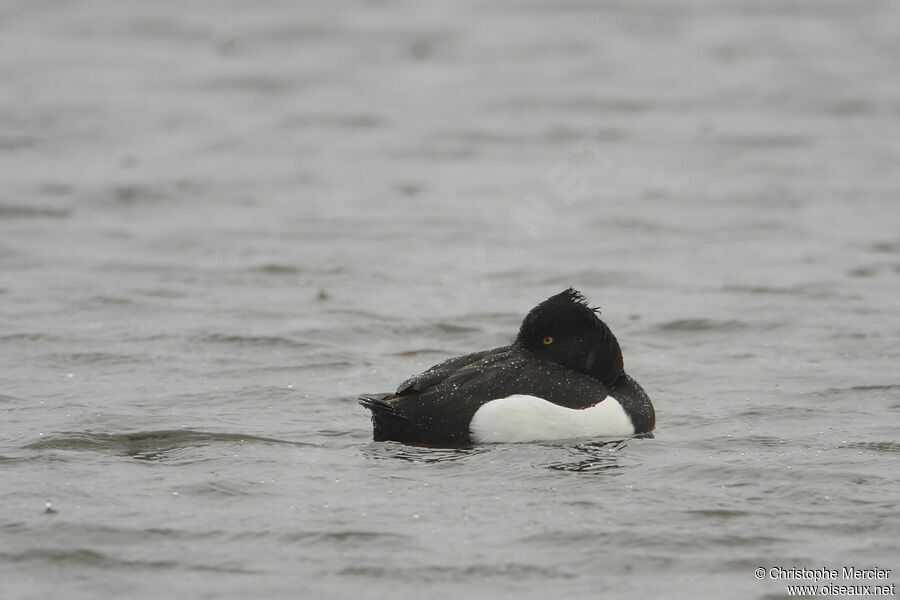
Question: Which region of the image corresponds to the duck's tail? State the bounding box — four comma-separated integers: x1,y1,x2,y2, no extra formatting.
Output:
359,393,410,441
359,393,402,416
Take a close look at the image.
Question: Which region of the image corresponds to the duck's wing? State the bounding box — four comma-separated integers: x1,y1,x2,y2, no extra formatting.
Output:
406,349,613,412
609,373,655,434
358,346,513,444
395,345,510,394
358,346,507,411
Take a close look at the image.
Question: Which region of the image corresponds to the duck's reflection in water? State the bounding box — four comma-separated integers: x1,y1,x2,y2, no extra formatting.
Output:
362,434,655,470
362,442,488,464
542,438,642,473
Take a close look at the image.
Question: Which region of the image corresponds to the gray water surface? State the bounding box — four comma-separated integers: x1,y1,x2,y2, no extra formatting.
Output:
1,1,899,598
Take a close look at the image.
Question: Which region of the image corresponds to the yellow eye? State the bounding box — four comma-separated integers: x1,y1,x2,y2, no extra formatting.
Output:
543,336,553,345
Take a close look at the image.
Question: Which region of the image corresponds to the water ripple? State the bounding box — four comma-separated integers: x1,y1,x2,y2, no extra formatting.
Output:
0,548,259,574
23,429,316,458
656,318,749,333
198,332,314,349
0,203,71,218
336,563,573,581
280,530,409,544
543,440,629,473
839,441,900,454
362,443,487,463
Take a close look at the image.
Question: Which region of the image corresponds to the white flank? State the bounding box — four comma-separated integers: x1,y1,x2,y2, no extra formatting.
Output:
469,395,635,443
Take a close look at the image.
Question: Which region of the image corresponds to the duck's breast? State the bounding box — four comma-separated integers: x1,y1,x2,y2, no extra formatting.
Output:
469,394,635,443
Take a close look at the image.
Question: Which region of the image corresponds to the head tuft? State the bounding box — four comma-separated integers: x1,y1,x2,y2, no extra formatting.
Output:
559,287,601,314
516,289,624,385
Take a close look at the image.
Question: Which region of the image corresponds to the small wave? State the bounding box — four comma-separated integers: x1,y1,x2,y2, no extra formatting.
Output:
198,332,312,349
316,428,369,437
656,318,748,332
744,435,790,447
247,263,301,275
812,384,899,399
722,283,844,299
279,113,382,130
518,530,607,546
99,183,173,206
0,548,119,567
204,73,298,94
244,361,353,374
23,429,315,458
52,351,142,365
602,217,668,233
0,203,71,219
496,95,652,114
323,308,392,322
847,384,900,392
177,480,261,497
684,509,751,519
336,562,573,581
411,322,482,336
132,286,189,298
0,135,37,150
715,133,811,148
705,534,786,548
79,294,136,306
389,348,452,357
0,548,258,574
280,530,408,544
848,266,877,278
819,98,874,116
722,284,804,295
839,441,900,453
871,241,900,253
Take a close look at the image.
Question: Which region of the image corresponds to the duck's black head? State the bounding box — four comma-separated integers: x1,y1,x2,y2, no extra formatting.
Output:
515,288,624,386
